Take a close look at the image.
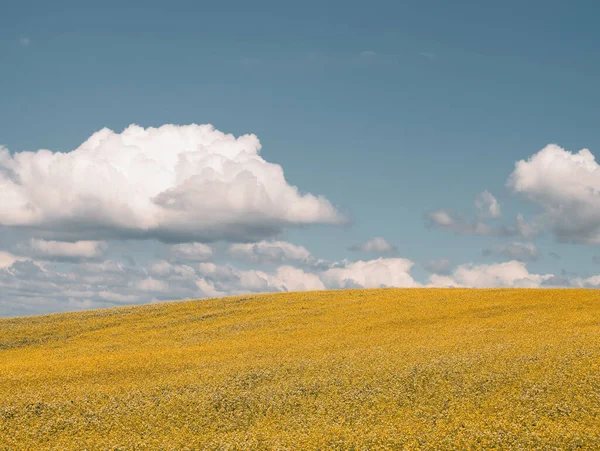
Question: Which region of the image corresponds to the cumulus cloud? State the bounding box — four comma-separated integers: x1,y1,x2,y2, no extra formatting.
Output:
20,238,107,261
475,190,500,219
321,258,419,289
429,260,553,288
169,242,213,262
228,240,313,265
0,125,343,243
483,242,537,261
349,237,397,254
508,144,600,244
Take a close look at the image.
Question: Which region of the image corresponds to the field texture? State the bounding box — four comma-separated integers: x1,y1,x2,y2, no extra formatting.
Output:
1,288,599,450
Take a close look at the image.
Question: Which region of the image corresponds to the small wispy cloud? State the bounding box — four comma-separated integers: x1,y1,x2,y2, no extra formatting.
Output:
420,52,435,60
360,50,377,58
20,37,30,47
349,237,397,254
483,242,538,261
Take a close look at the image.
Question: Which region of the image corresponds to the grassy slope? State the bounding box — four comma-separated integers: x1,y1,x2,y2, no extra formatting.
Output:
1,288,599,450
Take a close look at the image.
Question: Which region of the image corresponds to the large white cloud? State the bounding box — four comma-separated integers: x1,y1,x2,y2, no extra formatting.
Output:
321,258,419,289
429,260,553,288
0,124,342,243
508,144,600,244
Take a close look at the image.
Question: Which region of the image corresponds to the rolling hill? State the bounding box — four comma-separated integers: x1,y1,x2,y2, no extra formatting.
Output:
1,288,599,450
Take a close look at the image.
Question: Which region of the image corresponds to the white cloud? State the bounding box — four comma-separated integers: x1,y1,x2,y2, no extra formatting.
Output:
349,237,396,254
0,125,343,243
426,190,537,238
150,260,173,276
429,190,502,232
425,210,535,238
430,260,553,288
150,260,197,281
169,242,213,261
427,210,454,227
23,238,107,260
228,240,313,264
484,242,537,261
321,258,419,289
428,274,462,288
274,266,325,291
425,210,497,235
0,251,20,268
571,275,600,288
136,277,169,292
3,246,599,317
197,261,324,294
20,37,30,46
515,214,539,239
475,190,500,219
198,257,419,293
508,144,600,244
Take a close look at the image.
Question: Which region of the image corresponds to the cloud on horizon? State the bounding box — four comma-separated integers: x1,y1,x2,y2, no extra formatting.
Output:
429,260,553,288
1,133,598,317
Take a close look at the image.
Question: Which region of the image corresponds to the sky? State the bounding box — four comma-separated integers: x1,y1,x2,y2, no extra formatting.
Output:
2,0,600,316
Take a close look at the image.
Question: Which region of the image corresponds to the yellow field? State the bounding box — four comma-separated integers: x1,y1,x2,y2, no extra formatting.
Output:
1,289,599,450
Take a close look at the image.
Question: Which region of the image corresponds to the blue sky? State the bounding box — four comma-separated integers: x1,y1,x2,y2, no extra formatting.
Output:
2,0,600,315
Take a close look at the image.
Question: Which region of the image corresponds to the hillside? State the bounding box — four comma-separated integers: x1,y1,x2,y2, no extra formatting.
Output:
1,288,599,450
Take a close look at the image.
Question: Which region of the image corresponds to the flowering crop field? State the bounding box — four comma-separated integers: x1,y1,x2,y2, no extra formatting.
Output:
1,288,599,450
